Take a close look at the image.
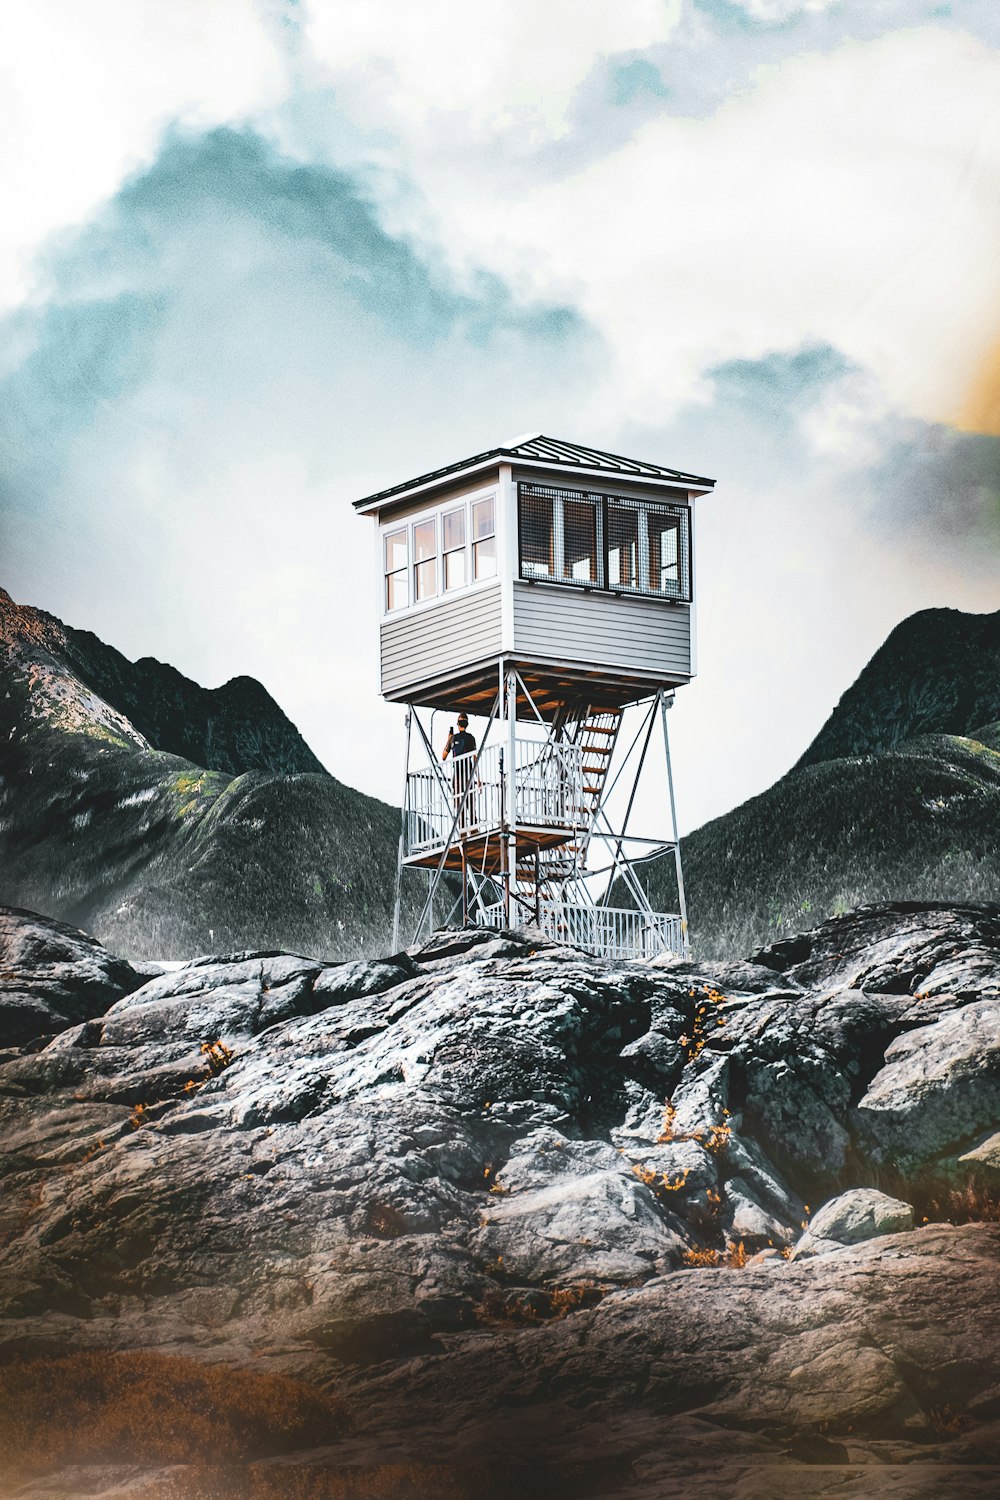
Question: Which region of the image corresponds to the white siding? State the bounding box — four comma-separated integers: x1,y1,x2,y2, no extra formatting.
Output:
512,581,691,679
381,583,503,696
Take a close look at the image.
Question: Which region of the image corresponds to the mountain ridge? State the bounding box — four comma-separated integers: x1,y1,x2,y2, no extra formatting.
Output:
795,605,1000,769
0,587,326,778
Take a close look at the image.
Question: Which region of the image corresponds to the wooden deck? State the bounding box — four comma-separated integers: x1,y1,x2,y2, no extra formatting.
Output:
385,655,685,721
402,823,574,874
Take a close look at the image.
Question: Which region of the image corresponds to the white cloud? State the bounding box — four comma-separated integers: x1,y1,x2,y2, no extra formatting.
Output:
303,0,677,145
0,0,286,312
729,0,838,20
301,22,1000,433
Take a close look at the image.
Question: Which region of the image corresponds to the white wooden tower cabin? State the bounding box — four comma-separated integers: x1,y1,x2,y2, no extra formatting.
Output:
354,434,715,961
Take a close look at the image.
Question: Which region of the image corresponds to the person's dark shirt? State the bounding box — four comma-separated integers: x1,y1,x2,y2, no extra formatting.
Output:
448,729,476,758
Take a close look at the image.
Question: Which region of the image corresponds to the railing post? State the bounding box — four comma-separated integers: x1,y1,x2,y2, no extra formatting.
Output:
392,706,413,951
659,690,690,959
506,665,518,926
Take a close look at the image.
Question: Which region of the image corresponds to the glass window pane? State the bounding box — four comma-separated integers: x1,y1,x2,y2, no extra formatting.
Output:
443,508,466,550
414,557,437,600
563,499,597,583
648,514,680,593
386,569,407,611
473,536,496,579
519,492,553,576
445,548,467,590
607,502,638,588
384,528,407,572
472,496,495,541
413,519,436,562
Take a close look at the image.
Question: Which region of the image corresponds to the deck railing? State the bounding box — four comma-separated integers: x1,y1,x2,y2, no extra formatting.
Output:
479,898,683,961
404,738,585,857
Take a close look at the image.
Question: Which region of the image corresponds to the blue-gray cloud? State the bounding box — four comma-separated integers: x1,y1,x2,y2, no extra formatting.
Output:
0,125,598,614
623,1,1000,122
620,341,1000,572
871,422,1000,554
0,124,610,748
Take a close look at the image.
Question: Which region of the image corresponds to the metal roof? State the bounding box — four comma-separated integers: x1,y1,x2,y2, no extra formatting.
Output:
353,434,714,510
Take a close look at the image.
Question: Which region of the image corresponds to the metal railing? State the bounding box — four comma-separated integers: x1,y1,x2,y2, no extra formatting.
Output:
404,738,585,857
479,898,683,961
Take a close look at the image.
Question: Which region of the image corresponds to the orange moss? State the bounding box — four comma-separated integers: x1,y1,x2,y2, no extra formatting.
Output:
122,1462,476,1499
0,1351,348,1484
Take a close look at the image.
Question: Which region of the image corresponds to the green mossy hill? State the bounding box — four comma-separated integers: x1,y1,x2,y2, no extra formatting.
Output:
0,586,416,960
797,606,1000,769
642,728,1000,960
0,716,413,961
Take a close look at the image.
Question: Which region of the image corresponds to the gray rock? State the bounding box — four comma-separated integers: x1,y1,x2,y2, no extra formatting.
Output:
723,1176,793,1250
957,1129,1000,1181
2,904,1000,1493
472,1130,687,1283
0,906,140,1045
858,998,1000,1167
793,1188,914,1259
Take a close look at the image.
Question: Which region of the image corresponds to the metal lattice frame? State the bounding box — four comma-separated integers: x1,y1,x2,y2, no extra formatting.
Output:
392,661,689,959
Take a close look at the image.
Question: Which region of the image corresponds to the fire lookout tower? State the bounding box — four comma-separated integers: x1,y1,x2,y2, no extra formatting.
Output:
354,434,714,961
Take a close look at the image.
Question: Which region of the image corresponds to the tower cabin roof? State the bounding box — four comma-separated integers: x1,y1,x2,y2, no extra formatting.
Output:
353,433,714,515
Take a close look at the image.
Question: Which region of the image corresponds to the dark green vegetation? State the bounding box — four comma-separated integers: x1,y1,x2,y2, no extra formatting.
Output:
0,588,419,960
674,725,1000,960
642,606,1000,960
796,606,1000,768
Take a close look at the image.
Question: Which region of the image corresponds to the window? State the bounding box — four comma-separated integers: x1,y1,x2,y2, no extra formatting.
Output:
519,485,600,587
519,483,690,601
384,528,407,611
607,503,638,589
412,518,437,601
518,489,555,577
471,496,496,580
562,497,598,583
648,510,681,594
443,507,467,590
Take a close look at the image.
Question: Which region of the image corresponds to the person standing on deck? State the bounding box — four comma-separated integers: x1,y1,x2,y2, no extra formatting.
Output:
443,714,477,827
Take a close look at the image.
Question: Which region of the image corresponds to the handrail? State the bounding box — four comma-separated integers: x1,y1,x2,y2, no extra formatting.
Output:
478,898,683,960
404,737,586,856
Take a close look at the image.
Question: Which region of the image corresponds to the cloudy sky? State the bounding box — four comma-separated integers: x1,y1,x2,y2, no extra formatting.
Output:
2,0,998,834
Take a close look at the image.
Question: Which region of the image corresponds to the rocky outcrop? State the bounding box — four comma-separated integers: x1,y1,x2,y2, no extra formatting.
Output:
0,907,142,1048
792,1187,914,1259
2,901,1000,1494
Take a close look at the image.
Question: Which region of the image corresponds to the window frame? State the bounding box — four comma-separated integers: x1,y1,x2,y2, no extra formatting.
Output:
470,495,497,583
379,486,500,618
383,526,409,613
441,505,468,593
411,515,439,604
517,482,691,603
